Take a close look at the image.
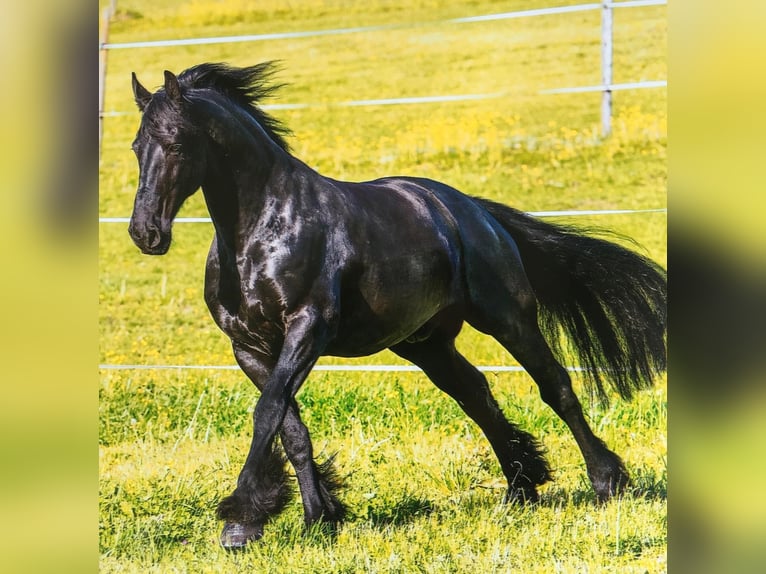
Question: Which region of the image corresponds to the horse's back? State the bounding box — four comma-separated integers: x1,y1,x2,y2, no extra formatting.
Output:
362,176,526,267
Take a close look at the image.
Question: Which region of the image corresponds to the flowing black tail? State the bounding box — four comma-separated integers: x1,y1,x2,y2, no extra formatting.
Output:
474,197,667,404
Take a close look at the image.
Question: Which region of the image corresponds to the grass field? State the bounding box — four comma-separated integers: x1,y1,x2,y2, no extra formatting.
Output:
99,1,667,571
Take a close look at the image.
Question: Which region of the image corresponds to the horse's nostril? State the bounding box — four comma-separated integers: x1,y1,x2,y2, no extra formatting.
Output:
128,220,165,253
148,229,162,248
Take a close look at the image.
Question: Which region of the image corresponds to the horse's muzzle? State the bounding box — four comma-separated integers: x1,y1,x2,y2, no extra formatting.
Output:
128,221,171,255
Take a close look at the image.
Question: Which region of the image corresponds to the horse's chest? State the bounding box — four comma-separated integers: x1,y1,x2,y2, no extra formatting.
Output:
205,261,286,357
208,293,285,356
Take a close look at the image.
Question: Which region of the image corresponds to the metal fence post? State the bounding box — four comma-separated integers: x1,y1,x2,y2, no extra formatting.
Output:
601,0,613,136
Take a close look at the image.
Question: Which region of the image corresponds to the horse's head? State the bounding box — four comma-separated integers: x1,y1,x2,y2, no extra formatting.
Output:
128,71,207,255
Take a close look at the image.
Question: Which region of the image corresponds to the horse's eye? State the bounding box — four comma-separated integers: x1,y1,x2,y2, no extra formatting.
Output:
168,143,183,155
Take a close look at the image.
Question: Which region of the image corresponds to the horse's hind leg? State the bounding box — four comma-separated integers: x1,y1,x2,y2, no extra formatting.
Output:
391,335,552,502
469,292,630,502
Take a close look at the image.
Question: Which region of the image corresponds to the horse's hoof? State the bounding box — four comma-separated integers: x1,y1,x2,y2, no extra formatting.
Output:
590,458,631,503
220,521,263,549
592,471,631,503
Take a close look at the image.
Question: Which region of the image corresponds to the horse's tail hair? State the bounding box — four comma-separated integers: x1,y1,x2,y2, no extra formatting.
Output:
473,197,667,404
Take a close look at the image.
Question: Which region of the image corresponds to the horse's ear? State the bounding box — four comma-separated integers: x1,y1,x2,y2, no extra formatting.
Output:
132,72,152,112
163,70,183,105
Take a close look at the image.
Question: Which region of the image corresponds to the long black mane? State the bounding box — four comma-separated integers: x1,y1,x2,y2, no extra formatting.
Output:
178,61,292,152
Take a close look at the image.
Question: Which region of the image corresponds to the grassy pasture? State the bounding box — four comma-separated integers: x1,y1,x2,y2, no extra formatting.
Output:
99,1,666,571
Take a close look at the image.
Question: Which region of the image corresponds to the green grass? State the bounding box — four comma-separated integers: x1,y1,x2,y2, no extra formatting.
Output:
99,0,666,571
99,370,666,573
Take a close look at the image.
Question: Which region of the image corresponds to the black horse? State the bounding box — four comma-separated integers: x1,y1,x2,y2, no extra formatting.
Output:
128,62,666,549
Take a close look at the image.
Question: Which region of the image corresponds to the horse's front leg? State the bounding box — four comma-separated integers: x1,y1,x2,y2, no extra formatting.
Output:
217,309,332,548
228,343,346,540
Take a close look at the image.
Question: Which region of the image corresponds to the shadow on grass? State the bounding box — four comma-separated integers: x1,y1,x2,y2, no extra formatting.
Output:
366,494,436,528
627,466,668,501
290,494,439,544
541,468,667,507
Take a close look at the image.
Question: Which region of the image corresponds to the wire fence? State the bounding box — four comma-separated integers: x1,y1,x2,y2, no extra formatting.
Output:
100,1,666,50
99,363,586,373
99,209,666,225
99,0,667,149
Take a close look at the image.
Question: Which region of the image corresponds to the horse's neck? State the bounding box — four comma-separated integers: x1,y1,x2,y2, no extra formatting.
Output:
200,125,293,254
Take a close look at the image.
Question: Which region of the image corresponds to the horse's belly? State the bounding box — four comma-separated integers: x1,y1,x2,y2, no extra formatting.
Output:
323,322,419,357
323,320,444,357
325,279,458,357
323,338,393,358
